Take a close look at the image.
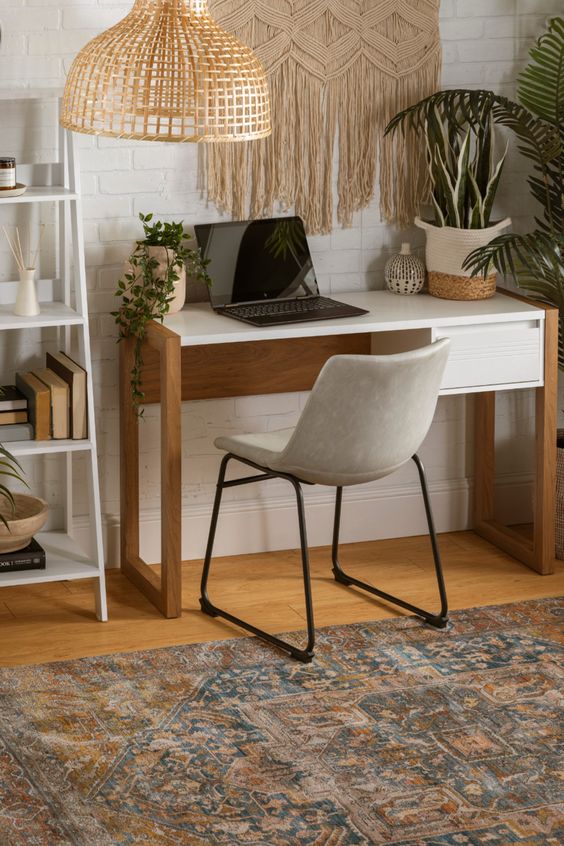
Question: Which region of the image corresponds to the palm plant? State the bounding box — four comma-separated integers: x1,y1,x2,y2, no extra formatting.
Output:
464,17,564,368
386,17,563,366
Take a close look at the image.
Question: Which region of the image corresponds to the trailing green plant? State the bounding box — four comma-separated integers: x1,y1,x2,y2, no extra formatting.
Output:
386,17,564,365
113,213,210,414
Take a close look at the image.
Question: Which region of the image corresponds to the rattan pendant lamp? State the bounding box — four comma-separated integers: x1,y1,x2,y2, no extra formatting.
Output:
60,0,271,142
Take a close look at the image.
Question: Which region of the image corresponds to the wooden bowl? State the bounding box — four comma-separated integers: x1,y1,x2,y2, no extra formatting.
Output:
0,493,48,553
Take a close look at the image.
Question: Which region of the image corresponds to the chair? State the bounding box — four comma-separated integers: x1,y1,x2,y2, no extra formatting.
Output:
200,339,451,663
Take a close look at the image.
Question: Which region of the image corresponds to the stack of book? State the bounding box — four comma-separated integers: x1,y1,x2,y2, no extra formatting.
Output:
0,385,32,441
1,352,87,443
0,538,46,574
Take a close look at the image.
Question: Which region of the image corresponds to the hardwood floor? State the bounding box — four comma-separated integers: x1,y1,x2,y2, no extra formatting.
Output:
0,530,562,667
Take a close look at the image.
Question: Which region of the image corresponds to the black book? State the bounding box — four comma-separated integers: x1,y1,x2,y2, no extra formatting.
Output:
0,538,46,572
0,385,28,412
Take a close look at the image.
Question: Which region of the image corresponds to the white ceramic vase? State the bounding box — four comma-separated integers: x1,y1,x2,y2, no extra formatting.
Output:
385,243,425,295
14,267,40,317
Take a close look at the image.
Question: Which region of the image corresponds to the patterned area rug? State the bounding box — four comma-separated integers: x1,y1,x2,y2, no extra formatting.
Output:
1,598,563,845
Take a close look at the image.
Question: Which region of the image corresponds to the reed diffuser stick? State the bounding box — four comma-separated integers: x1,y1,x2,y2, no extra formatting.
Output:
2,225,44,271
2,227,24,271
15,228,24,270
31,224,45,270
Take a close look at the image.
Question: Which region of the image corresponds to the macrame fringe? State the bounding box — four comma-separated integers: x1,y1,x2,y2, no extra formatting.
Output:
202,1,441,234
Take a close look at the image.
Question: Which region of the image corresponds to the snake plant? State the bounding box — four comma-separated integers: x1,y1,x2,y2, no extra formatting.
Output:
423,105,507,229
386,85,508,230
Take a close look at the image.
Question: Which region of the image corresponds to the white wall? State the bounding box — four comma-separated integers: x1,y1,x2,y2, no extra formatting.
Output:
0,0,561,564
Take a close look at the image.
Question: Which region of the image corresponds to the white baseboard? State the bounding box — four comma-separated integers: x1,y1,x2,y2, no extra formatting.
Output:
73,473,534,568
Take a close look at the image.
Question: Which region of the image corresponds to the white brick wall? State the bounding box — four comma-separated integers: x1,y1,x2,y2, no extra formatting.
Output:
0,1,560,562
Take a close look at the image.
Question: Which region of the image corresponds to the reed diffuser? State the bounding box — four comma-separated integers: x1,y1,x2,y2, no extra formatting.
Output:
2,225,44,317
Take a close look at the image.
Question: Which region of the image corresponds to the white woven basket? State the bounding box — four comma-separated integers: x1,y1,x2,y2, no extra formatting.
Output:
415,217,511,277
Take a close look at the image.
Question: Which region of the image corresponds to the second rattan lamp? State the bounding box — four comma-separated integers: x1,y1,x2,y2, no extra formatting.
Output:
60,0,271,142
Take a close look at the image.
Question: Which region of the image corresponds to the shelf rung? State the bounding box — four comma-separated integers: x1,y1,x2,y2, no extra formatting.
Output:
0,302,85,330
5,439,93,458
0,187,79,205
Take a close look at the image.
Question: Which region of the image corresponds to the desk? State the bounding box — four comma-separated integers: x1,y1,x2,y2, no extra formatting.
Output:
119,290,558,618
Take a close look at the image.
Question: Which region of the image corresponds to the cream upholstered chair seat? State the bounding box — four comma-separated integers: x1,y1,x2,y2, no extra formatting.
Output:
201,340,451,663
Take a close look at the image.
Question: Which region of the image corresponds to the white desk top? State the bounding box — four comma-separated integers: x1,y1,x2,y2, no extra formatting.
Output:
164,290,544,347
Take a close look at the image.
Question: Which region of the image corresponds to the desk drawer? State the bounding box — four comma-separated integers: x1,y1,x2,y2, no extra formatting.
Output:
435,320,542,392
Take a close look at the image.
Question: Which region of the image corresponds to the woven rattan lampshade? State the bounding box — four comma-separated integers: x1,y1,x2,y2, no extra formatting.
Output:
60,0,271,142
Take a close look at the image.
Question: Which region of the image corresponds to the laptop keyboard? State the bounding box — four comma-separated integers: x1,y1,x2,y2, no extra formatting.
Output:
227,297,338,319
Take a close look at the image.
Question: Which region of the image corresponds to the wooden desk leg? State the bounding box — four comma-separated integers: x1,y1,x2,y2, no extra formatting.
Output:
474,308,558,575
120,337,140,569
159,330,182,617
474,392,495,527
120,324,182,617
533,308,558,572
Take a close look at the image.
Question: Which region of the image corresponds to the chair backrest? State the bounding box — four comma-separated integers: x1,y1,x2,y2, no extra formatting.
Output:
276,339,450,486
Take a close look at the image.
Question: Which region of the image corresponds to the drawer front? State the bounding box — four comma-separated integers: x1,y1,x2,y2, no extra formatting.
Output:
435,320,543,392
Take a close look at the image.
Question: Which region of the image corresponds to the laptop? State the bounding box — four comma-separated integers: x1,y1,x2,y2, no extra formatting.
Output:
194,216,368,326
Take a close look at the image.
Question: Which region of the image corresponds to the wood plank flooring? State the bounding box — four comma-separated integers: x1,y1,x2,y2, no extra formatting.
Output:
0,531,562,667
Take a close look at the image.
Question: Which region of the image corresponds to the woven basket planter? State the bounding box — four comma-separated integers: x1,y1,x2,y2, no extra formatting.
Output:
557,429,564,560
415,217,511,301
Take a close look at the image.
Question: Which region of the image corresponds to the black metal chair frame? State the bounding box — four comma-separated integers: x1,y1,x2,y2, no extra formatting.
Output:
200,452,449,664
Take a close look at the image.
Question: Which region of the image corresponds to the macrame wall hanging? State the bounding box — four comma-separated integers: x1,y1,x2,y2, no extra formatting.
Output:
201,0,441,234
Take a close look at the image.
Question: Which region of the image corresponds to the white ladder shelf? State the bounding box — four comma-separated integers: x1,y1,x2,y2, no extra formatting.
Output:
0,91,107,620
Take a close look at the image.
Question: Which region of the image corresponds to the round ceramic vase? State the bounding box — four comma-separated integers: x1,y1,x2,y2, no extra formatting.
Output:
385,243,425,295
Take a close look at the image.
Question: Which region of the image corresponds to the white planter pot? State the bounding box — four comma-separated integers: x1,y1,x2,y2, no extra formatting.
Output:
146,246,186,314
415,217,511,301
123,246,186,315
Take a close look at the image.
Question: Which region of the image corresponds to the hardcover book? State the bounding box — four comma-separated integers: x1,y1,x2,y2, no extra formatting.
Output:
15,372,51,440
0,410,28,425
0,538,46,572
0,423,33,442
33,368,70,439
0,386,27,412
46,351,87,439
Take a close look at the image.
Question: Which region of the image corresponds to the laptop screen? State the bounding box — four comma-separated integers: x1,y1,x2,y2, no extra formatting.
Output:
194,217,319,308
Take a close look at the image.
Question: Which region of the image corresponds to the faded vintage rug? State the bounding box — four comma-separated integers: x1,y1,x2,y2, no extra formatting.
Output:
1,598,563,845
203,0,442,233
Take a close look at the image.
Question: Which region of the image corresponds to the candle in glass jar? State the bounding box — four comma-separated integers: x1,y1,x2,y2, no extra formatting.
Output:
0,158,16,190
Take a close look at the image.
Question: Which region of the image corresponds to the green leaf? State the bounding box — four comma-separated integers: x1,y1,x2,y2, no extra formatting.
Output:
482,141,509,226
517,17,564,126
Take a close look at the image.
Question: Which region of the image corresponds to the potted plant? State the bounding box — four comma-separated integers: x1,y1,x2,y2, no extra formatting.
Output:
386,96,510,300
113,213,210,414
